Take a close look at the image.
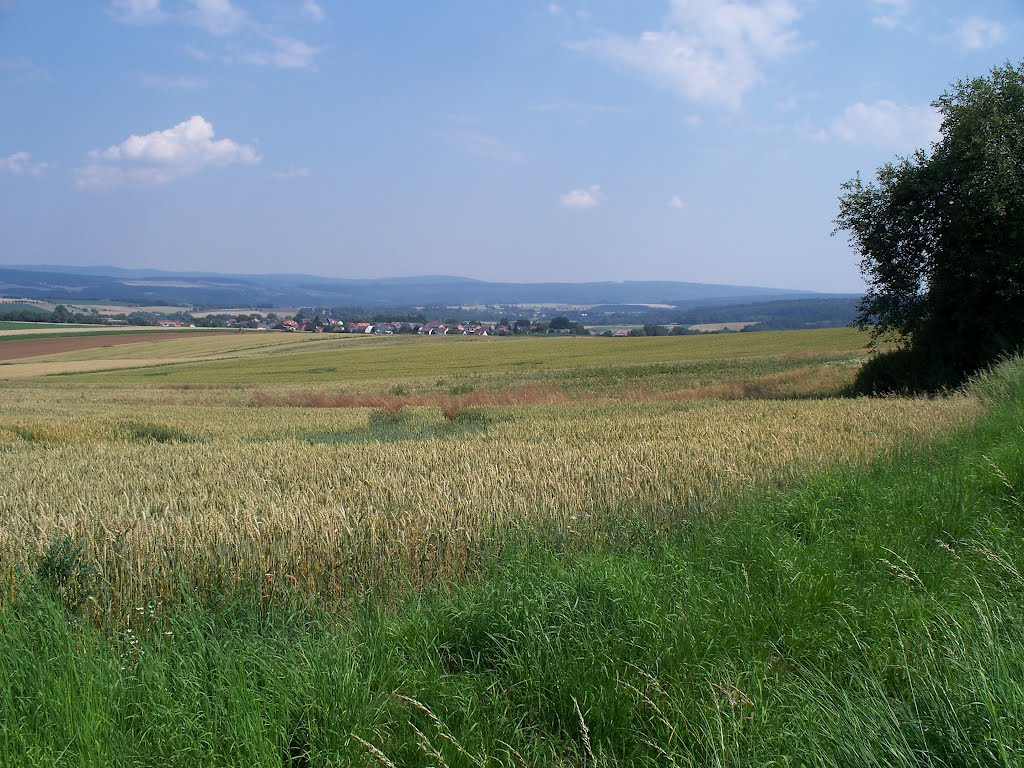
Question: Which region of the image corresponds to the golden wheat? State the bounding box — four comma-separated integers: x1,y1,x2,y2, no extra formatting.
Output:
0,381,978,613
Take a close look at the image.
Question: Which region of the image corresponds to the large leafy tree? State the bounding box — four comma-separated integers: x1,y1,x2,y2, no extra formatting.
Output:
836,62,1024,391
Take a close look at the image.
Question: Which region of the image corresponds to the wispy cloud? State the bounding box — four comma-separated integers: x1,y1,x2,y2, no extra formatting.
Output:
816,100,940,153
454,131,522,162
0,56,51,85
570,0,802,110
109,0,163,24
529,100,623,114
668,194,686,209
560,184,605,208
187,0,246,35
77,115,259,188
139,73,206,89
184,42,210,61
244,32,319,70
0,151,49,177
953,16,1007,49
871,0,911,30
108,0,319,70
271,164,309,180
302,0,325,22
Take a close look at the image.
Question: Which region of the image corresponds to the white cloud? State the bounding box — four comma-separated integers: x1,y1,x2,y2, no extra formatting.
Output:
109,0,163,24
954,16,1007,49
245,33,319,69
548,3,564,15
571,0,802,110
272,164,310,180
110,0,319,70
77,115,259,188
0,151,49,176
826,100,940,153
668,194,687,209
872,0,911,30
560,184,605,208
302,0,325,23
188,0,245,35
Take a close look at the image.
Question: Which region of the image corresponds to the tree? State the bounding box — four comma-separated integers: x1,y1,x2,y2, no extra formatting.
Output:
835,61,1024,392
549,316,573,330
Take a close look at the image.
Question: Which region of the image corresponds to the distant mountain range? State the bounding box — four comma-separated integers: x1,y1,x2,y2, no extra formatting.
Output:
0,265,853,310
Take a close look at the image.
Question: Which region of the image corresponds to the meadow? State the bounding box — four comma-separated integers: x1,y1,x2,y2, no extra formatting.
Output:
1,328,1020,765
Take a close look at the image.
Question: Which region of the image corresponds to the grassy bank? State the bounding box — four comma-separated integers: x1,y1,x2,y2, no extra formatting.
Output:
2,359,1022,766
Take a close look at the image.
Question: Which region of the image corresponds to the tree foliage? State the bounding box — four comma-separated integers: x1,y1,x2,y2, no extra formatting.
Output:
836,61,1024,391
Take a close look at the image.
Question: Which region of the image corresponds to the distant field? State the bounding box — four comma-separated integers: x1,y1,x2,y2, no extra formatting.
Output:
41,327,871,392
0,327,879,398
0,297,194,315
67,302,192,315
190,306,297,318
689,321,759,332
0,321,96,331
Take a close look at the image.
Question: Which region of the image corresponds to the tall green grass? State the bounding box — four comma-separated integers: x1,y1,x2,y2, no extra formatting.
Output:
2,358,1022,766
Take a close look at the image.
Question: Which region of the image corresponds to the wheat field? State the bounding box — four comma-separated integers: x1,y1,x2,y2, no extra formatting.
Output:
0,376,977,614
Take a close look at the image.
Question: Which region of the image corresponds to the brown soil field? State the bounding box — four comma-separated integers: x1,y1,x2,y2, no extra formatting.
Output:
0,331,231,361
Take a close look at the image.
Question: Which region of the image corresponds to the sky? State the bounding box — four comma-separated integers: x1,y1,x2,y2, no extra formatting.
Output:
0,1,1020,292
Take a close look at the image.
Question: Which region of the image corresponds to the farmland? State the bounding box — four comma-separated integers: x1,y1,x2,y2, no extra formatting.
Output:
1,328,1021,766
4,326,875,397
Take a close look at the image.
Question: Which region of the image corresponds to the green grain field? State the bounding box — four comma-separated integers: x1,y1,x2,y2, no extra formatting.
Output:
12,327,877,399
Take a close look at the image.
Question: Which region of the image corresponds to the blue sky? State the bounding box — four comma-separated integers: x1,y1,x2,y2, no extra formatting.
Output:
0,1,1020,292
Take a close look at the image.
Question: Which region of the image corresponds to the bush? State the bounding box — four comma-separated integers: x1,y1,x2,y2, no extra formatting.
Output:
35,537,95,613
853,347,958,395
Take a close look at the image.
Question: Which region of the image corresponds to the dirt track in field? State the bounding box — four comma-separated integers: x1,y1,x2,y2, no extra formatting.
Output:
0,332,230,361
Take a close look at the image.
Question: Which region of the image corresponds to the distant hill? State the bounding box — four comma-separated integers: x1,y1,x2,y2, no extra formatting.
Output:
0,265,844,310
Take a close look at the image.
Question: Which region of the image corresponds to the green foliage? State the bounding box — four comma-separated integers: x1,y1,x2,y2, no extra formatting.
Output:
34,537,95,613
122,422,205,443
0,305,109,325
837,61,1024,392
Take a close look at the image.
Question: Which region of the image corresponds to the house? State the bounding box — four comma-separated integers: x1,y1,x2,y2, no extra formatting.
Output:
156,319,185,328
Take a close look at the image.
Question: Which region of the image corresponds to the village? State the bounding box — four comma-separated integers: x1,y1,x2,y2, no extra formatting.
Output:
155,314,615,335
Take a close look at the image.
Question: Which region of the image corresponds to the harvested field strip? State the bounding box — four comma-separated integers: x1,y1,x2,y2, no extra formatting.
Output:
0,322,97,332
0,326,170,337
0,330,234,361
0,332,343,380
